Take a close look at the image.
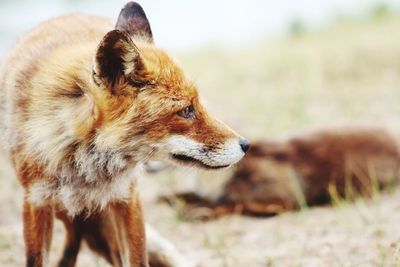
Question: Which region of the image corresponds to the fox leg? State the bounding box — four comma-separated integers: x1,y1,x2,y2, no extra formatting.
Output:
23,197,54,267
56,212,83,267
82,212,122,266
56,210,123,267
70,194,146,267
110,189,148,267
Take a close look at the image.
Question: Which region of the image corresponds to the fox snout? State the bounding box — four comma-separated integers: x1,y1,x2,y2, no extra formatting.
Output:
163,134,250,170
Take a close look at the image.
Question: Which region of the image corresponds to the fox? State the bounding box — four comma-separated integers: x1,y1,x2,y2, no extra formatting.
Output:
0,2,249,267
164,127,400,219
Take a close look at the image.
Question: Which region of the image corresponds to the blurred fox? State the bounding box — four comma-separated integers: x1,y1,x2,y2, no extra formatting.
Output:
167,127,400,219
0,2,249,267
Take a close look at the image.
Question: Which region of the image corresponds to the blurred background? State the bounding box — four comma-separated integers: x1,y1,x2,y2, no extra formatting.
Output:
1,0,400,266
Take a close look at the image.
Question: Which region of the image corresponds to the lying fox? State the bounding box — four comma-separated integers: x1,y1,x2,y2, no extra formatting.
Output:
166,127,400,219
0,2,249,266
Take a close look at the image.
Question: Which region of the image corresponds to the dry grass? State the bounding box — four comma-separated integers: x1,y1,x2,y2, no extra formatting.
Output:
2,12,400,267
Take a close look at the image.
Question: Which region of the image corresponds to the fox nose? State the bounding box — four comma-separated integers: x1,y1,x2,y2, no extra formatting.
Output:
239,138,251,153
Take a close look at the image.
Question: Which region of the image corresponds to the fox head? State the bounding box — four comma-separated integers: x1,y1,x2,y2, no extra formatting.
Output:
87,2,249,170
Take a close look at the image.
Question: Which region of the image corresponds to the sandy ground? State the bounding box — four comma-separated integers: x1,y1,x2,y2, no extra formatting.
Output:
1,162,400,267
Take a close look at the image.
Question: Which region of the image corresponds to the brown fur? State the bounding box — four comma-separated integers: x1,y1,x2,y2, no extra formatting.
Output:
168,127,400,219
0,2,246,266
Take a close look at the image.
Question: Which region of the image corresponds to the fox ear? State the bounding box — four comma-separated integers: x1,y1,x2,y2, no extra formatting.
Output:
115,2,153,43
93,29,146,93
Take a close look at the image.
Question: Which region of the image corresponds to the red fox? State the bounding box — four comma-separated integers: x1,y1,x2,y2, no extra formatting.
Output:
0,2,249,266
165,127,400,219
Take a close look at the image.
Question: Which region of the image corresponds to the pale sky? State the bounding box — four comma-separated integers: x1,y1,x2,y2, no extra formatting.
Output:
0,0,399,56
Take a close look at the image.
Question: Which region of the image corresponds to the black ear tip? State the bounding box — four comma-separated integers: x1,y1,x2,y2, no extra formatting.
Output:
124,1,143,9
120,2,146,18
123,1,142,9
116,1,153,42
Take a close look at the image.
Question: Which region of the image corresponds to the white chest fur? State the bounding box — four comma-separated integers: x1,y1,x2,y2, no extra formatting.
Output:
28,166,139,216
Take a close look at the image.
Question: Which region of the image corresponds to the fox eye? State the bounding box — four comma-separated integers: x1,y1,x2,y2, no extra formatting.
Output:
177,105,195,119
